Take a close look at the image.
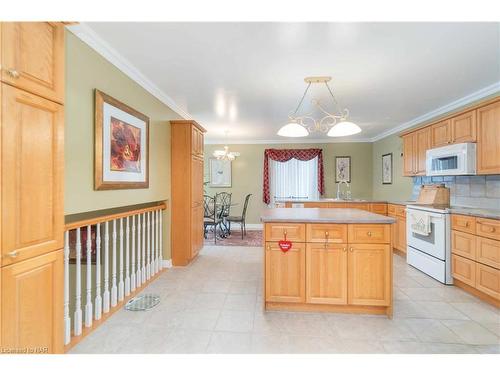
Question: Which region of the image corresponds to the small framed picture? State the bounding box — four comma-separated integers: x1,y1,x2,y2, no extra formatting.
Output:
335,156,351,183
95,90,149,190
209,158,232,187
382,153,393,184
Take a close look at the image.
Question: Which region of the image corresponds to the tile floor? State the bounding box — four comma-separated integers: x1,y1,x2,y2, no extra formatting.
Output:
70,245,500,354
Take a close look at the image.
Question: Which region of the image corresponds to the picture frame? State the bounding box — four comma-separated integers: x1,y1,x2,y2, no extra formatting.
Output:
209,158,232,187
382,152,393,184
335,156,351,183
95,90,150,190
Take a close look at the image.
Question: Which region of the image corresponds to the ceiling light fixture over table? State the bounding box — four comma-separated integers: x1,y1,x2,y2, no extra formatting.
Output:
277,76,361,138
213,131,240,161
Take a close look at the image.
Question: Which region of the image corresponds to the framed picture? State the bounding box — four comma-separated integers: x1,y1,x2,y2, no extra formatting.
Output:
209,158,232,187
95,90,149,190
382,153,393,184
335,156,351,183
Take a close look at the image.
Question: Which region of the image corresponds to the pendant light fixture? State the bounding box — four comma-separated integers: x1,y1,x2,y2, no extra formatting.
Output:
277,76,361,138
212,131,240,161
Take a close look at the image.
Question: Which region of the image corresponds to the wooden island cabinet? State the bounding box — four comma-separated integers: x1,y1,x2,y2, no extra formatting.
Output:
262,208,394,317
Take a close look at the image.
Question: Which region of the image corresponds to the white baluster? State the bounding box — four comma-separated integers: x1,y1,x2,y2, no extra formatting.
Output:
155,210,160,273
137,213,142,287
118,218,124,301
103,221,110,313
95,223,102,320
63,231,71,345
111,219,118,307
147,211,151,280
131,215,136,292
142,212,146,284
85,225,93,327
74,228,83,336
150,211,155,277
125,216,131,296
159,210,163,270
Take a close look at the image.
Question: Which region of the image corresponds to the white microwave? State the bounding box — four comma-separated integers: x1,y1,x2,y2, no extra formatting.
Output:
426,142,476,176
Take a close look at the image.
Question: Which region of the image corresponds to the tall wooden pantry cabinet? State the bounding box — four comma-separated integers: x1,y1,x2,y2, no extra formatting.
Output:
171,120,206,266
0,22,65,353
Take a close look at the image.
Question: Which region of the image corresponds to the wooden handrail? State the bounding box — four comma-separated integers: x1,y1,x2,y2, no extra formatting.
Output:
65,203,167,231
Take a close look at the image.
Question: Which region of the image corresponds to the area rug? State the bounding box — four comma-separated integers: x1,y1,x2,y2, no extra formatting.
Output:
204,229,263,247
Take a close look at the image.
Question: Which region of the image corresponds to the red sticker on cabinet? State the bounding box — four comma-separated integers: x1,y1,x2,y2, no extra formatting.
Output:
278,240,292,252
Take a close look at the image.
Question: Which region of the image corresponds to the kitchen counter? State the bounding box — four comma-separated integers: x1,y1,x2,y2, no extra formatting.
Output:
275,198,387,203
448,207,500,220
261,208,395,224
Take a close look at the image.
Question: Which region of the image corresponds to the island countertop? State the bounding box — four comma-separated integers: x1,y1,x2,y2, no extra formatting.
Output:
261,208,396,224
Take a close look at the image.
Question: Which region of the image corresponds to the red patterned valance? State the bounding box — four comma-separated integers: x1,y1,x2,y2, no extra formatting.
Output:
262,148,325,204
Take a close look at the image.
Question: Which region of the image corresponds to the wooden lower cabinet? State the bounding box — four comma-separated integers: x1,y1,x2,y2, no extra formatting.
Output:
265,242,306,303
475,263,499,300
452,230,476,260
348,244,391,306
395,216,407,253
452,254,476,287
191,204,204,258
1,250,63,353
306,244,347,304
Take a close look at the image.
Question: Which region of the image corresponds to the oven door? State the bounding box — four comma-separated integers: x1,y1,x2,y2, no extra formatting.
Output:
407,210,446,260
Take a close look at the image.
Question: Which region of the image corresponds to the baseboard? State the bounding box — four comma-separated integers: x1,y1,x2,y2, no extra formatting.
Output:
162,259,173,268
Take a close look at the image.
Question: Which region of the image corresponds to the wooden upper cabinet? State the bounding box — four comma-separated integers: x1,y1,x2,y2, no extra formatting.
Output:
1,84,64,266
191,126,204,157
265,242,306,303
306,244,348,305
431,120,452,147
1,250,64,353
402,133,415,176
415,127,431,175
1,22,65,104
347,244,391,306
477,100,500,174
452,110,476,143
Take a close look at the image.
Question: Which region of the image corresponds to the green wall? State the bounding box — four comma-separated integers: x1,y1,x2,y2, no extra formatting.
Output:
204,142,374,224
65,31,182,259
371,134,414,201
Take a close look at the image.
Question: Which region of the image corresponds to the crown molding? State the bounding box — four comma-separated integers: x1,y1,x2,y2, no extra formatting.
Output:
204,137,374,145
371,82,500,142
66,23,192,120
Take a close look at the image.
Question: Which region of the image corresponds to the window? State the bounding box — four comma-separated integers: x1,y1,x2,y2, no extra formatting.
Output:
269,157,319,204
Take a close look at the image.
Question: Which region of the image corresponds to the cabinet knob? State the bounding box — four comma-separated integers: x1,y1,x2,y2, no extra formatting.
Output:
7,250,19,258
367,231,372,237
465,222,469,227
283,229,287,236
343,247,347,252
349,247,353,252
6,68,20,78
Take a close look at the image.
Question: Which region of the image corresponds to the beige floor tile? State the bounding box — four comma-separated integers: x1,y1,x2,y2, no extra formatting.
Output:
441,320,500,345
229,280,258,294
223,293,257,311
404,318,462,344
181,309,221,331
474,344,500,354
450,302,500,324
424,343,479,354
160,328,212,353
416,301,470,320
215,310,255,332
382,340,430,354
206,332,253,353
399,287,444,301
250,334,292,354
189,292,227,310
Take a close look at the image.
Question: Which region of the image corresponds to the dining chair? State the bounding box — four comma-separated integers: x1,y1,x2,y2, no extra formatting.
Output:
203,195,222,243
227,194,252,239
215,192,232,235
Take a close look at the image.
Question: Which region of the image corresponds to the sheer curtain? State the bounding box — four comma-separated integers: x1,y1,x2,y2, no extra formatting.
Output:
269,157,319,204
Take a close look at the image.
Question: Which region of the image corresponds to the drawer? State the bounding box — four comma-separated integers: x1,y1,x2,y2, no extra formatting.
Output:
451,230,476,260
452,254,476,287
370,203,388,215
265,223,306,242
303,202,328,208
475,263,500,300
395,205,406,218
328,202,346,208
387,204,397,216
306,223,348,243
451,214,476,234
347,224,391,244
476,218,500,241
476,236,500,270
345,203,370,211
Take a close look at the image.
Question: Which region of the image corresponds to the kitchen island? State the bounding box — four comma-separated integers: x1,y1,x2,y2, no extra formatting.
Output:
261,208,396,317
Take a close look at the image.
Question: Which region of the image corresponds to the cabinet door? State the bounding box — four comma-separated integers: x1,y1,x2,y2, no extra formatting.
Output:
476,236,500,270
476,218,500,241
370,203,387,215
1,22,64,104
402,133,415,176
452,254,476,287
451,230,476,260
452,110,476,143
306,223,347,244
1,84,64,266
265,242,305,303
396,217,407,253
1,250,63,353
415,127,431,175
348,244,391,306
306,244,347,304
477,100,500,174
191,205,203,258
348,224,391,244
191,156,204,207
431,120,452,147
475,263,499,300
265,223,306,242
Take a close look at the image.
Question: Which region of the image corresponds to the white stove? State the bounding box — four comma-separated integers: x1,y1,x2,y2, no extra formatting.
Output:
406,204,453,284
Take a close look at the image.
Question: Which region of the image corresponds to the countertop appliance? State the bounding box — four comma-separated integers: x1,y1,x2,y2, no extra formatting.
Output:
426,142,476,176
406,204,452,284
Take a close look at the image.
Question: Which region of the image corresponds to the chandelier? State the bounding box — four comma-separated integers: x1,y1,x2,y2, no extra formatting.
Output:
212,131,240,161
277,76,361,138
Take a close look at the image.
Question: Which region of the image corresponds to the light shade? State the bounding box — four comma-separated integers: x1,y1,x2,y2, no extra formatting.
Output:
327,121,362,137
277,122,309,137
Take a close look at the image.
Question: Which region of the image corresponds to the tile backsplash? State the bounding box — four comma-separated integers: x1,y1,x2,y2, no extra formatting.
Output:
412,175,500,210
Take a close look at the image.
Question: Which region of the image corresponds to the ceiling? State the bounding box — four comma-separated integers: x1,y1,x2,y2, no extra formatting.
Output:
76,22,499,143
